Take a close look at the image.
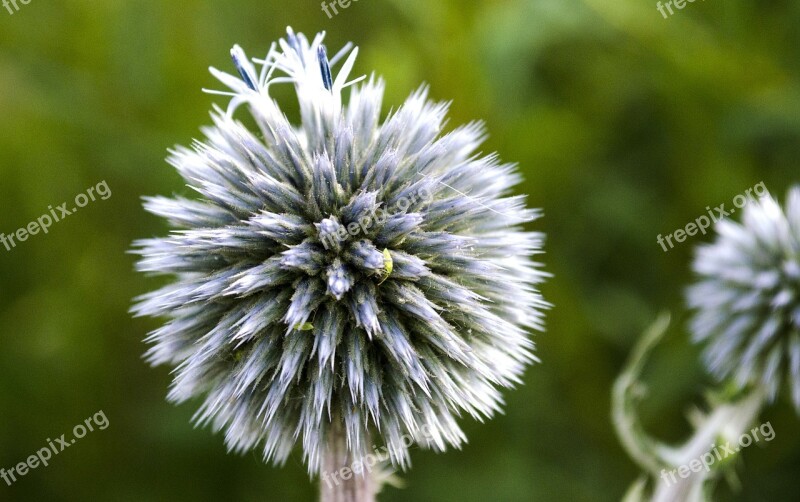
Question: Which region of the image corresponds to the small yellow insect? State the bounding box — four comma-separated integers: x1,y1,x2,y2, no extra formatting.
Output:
378,249,393,285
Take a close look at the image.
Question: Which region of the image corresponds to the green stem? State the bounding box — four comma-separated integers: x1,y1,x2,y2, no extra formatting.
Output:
613,314,768,501
650,387,766,502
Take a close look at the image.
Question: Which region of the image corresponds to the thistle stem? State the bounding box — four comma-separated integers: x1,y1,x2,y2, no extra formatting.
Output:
650,387,766,502
320,420,376,502
613,314,769,501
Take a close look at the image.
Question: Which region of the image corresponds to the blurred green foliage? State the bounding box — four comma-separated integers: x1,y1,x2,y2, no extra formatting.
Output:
1,1,799,500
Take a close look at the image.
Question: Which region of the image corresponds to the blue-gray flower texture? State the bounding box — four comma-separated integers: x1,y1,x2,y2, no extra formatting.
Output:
689,186,800,412
132,28,548,473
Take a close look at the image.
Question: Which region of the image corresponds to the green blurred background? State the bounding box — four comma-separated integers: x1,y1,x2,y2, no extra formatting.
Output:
1,0,800,500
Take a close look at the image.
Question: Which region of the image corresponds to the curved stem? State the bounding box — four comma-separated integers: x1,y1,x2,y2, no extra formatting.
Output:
650,387,766,502
613,313,769,501
612,312,673,475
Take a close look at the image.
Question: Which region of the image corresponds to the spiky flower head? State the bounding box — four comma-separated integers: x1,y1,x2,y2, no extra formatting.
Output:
132,28,548,474
688,186,800,412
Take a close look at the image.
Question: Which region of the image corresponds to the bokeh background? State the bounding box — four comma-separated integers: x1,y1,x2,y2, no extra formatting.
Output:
1,0,800,500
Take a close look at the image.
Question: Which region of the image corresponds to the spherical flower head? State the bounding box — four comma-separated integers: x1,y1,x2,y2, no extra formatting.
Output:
132,28,548,474
688,186,800,412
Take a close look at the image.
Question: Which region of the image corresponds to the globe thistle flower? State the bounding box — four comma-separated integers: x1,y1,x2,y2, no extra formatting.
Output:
132,27,548,476
688,186,800,411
